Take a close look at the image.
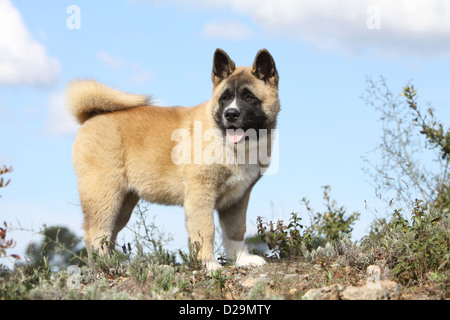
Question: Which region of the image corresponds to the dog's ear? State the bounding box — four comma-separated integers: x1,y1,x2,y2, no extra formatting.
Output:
212,49,236,86
252,49,278,85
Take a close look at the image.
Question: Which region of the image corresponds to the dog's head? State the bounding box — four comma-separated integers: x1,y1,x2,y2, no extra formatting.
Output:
211,49,280,144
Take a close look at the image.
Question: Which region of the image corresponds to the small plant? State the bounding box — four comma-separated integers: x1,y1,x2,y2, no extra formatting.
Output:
363,199,449,284
0,168,20,264
148,263,181,295
0,222,20,262
390,200,449,283
257,212,311,259
0,256,61,300
127,242,151,285
127,201,178,266
303,186,360,243
178,240,203,270
89,248,128,279
208,269,230,295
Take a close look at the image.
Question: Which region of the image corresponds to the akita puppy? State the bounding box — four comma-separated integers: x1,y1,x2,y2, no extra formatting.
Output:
66,49,280,270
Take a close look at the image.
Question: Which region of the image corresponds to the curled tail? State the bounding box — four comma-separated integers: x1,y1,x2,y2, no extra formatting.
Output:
66,79,150,124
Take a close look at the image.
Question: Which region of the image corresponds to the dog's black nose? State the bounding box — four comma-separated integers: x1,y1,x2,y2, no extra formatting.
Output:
224,108,240,122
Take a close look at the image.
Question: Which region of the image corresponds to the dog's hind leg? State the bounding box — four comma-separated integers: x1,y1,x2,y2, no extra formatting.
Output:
218,188,266,267
80,184,136,257
113,192,139,240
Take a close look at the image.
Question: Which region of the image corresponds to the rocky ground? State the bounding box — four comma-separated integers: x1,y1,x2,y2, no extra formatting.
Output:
85,260,447,300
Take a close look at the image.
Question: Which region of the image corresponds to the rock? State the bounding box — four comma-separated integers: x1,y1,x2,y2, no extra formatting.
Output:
282,274,299,282
114,277,141,297
225,292,234,300
367,265,381,277
341,280,401,300
241,276,269,288
302,284,343,300
338,264,401,300
288,288,298,296
366,265,382,288
147,270,155,281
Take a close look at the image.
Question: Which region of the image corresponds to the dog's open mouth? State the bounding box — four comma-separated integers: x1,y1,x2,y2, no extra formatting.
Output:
225,126,245,144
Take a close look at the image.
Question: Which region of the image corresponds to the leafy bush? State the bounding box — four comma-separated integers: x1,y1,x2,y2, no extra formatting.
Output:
256,186,361,259
401,84,449,213
363,200,449,284
362,77,449,213
303,186,360,243
257,212,311,259
362,79,449,286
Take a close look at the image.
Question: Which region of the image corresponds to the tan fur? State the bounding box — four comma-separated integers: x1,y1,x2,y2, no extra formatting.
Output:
66,79,150,124
68,49,280,269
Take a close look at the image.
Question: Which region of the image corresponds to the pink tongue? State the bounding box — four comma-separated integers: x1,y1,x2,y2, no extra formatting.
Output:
226,128,245,143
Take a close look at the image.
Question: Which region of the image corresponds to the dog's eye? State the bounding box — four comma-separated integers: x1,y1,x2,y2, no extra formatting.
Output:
244,92,257,103
220,90,232,102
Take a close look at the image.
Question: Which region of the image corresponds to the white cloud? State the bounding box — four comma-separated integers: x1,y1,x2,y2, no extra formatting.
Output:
0,0,61,86
98,51,152,84
246,0,450,57
157,0,450,57
202,20,252,41
45,91,79,136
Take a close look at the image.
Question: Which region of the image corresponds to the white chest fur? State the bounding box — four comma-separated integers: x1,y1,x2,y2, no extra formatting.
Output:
215,163,260,210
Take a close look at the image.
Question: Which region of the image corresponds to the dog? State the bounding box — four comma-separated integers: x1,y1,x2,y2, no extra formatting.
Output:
66,48,280,270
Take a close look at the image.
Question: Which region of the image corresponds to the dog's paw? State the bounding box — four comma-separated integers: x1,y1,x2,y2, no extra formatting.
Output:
205,260,222,271
235,253,266,267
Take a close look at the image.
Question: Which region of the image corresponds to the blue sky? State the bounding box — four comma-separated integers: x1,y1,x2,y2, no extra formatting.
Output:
1,0,450,263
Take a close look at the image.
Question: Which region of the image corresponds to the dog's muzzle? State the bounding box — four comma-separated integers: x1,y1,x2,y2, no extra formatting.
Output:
223,107,245,144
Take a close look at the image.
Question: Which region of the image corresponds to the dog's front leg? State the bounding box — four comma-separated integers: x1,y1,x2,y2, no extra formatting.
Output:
184,188,220,271
218,188,266,267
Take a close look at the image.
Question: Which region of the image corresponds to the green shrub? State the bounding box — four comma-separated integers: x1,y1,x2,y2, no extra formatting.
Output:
178,240,203,270
257,212,311,259
363,199,449,284
303,186,360,243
